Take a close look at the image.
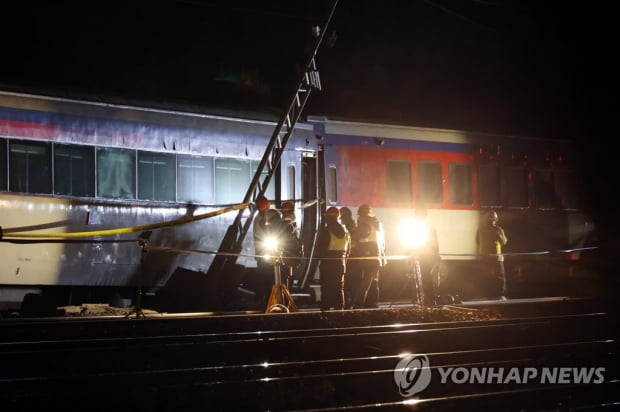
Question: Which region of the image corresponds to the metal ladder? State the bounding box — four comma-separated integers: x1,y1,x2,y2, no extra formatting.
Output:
205,2,339,305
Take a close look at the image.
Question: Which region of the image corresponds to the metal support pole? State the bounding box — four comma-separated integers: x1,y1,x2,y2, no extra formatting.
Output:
126,232,151,318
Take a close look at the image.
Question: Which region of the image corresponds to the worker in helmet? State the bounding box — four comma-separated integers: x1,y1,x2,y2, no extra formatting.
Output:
279,201,304,289
316,206,350,311
350,204,386,309
475,210,508,300
280,201,296,226
412,205,441,306
252,196,284,305
253,196,278,257
339,207,358,309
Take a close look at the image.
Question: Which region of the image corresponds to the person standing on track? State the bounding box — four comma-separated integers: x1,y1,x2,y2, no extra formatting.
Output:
316,206,350,311
351,204,386,309
279,201,304,290
253,196,284,304
475,209,508,300
412,205,441,306
340,206,358,309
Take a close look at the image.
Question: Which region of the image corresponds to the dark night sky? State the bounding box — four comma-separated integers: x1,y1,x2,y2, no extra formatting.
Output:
1,1,615,138
1,0,618,249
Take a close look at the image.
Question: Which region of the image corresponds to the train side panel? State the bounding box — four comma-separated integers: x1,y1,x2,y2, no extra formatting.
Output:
0,91,316,310
312,117,599,301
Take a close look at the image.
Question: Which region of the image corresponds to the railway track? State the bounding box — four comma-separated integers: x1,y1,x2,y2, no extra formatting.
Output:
1,298,618,411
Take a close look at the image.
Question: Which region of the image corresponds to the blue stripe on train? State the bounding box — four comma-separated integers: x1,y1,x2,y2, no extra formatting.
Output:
0,106,194,141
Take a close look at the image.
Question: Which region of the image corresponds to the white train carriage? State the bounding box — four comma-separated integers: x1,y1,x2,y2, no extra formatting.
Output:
0,90,317,311
0,89,601,313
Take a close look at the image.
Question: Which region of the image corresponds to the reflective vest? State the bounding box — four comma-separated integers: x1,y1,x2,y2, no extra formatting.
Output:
476,225,507,262
327,230,350,252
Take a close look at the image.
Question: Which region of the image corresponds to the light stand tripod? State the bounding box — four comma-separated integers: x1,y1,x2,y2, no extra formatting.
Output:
411,256,425,306
265,255,298,313
397,255,425,307
126,231,151,319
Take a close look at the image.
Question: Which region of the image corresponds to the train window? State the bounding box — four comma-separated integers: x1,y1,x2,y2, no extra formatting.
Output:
177,155,214,204
418,161,443,204
555,169,583,210
532,169,554,209
250,160,275,200
504,166,528,207
0,138,6,191
449,163,472,205
287,165,295,201
96,147,136,199
138,151,176,202
54,144,95,197
386,160,412,204
478,163,500,206
9,140,52,194
216,158,251,205
327,165,338,203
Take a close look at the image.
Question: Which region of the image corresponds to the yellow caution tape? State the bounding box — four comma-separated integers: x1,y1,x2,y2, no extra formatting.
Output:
2,202,250,239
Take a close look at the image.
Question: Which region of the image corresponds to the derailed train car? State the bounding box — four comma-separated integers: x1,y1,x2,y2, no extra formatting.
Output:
0,89,600,313
309,116,598,301
0,90,317,312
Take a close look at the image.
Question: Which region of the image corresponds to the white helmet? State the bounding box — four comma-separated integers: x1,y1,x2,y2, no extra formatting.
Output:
485,210,498,223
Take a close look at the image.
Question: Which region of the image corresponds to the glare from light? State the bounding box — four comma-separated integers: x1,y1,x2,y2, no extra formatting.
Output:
399,218,429,249
262,236,280,259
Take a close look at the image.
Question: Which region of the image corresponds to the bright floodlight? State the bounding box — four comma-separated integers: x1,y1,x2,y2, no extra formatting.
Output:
262,235,280,258
399,218,429,250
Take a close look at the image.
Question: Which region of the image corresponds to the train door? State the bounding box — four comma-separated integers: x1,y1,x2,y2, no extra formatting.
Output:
294,151,319,291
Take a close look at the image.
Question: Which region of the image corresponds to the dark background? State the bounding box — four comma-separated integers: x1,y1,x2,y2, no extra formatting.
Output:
2,1,615,138
1,0,617,268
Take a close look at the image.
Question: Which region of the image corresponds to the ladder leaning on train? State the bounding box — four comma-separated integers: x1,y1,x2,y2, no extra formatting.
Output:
205,0,340,310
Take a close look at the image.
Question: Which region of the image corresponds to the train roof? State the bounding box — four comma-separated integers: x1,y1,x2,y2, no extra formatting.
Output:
0,86,318,156
305,115,576,149
0,83,313,131
0,84,576,150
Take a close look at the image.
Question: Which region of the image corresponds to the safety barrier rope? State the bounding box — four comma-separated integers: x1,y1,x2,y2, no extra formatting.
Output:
0,196,323,241
0,202,250,239
0,238,138,244
142,244,598,262
0,226,598,261
0,195,598,261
